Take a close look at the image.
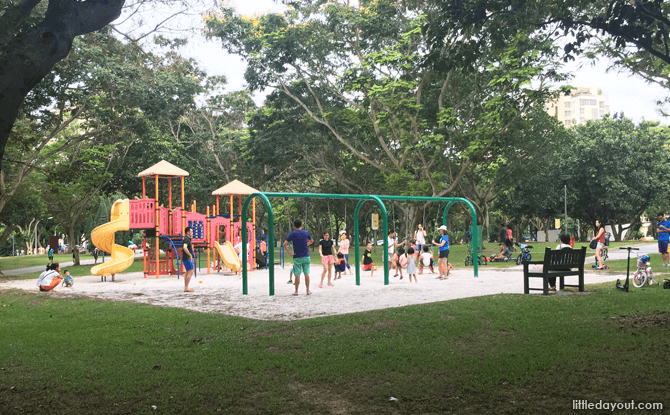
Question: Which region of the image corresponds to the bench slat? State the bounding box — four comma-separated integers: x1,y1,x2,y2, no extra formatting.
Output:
523,246,586,295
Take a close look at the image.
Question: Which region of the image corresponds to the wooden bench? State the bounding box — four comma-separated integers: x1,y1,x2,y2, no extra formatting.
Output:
523,246,586,295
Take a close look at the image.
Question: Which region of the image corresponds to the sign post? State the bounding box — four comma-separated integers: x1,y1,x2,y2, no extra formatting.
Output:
372,213,379,253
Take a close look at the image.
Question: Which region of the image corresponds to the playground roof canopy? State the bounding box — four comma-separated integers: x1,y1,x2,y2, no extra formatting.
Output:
212,180,259,196
137,160,189,178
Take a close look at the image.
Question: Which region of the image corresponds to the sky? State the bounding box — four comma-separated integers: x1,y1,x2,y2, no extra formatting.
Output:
154,0,668,124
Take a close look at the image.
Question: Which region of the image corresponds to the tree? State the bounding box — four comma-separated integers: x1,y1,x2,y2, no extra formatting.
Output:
561,116,670,240
0,27,206,246
425,0,670,109
204,0,566,234
0,0,126,170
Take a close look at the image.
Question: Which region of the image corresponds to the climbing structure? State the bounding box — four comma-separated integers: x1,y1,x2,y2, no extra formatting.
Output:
90,160,257,279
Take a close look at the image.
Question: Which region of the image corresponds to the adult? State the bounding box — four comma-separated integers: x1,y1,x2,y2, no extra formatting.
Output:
591,220,606,269
92,247,99,264
337,230,353,275
505,224,514,249
284,220,314,295
435,225,450,279
36,263,63,292
499,223,508,245
657,213,670,267
549,234,573,292
182,226,196,292
491,243,511,262
387,229,406,278
414,224,427,254
319,232,336,287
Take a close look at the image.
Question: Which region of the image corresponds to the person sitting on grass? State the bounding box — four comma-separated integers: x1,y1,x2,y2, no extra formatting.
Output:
491,243,511,262
36,263,63,292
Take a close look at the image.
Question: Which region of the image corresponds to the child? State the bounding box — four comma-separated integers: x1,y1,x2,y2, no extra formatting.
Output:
362,242,375,276
61,270,74,287
335,253,346,279
396,247,408,280
406,247,417,282
420,245,435,274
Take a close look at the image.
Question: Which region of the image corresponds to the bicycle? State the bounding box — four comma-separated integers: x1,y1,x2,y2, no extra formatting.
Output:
601,232,610,261
514,241,533,265
632,253,657,288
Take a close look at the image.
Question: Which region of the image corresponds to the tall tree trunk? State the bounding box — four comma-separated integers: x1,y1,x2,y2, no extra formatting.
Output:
0,0,125,170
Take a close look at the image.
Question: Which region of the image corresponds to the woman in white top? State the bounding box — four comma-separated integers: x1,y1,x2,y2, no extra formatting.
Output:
36,263,63,292
414,224,427,254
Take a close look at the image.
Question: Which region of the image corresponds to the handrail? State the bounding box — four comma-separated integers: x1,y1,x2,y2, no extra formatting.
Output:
160,235,186,280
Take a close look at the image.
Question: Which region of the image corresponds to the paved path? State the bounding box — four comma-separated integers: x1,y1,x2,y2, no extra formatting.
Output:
1,252,144,275
505,243,658,272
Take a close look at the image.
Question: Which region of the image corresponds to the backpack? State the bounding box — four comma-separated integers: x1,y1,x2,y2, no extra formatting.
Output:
604,232,611,246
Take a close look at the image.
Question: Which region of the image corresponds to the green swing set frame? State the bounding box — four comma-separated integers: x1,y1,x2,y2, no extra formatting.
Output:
241,193,478,295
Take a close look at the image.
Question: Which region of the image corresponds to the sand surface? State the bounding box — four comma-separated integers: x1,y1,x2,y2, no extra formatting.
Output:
1,264,626,321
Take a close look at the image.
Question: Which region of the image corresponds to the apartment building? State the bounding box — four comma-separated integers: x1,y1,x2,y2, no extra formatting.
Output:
545,85,611,127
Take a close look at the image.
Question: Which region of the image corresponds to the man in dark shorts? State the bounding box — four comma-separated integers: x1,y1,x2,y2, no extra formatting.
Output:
284,220,314,295
182,227,195,292
658,213,670,267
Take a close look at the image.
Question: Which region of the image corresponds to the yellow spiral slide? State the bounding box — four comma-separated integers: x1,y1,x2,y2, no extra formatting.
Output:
91,199,134,277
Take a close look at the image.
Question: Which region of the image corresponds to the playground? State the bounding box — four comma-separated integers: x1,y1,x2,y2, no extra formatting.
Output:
3,264,630,320
15,159,660,319
3,161,670,414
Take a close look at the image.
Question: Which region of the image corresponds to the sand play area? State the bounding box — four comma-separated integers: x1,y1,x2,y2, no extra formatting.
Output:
1,265,625,321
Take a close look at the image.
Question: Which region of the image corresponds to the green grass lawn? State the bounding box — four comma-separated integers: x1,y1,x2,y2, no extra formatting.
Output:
0,252,95,271
1,281,669,414
0,258,147,281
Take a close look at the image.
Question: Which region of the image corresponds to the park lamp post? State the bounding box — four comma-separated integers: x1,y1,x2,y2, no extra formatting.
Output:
560,175,571,234
34,216,53,255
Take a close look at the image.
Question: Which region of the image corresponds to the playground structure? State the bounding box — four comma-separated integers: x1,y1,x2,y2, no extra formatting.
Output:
88,161,480,294
90,160,259,279
90,199,134,281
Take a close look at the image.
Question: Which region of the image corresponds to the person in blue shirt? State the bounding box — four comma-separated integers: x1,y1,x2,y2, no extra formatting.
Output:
657,213,670,267
284,220,314,295
435,225,450,280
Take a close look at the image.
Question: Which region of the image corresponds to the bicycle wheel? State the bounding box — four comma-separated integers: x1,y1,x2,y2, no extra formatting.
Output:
464,256,470,266
632,269,646,288
516,254,522,265
526,254,532,262
602,248,608,261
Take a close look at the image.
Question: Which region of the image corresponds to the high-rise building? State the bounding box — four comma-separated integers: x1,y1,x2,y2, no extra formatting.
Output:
545,85,611,127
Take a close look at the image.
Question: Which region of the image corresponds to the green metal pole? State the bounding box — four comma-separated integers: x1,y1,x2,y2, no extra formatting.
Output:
241,192,477,296
352,196,388,285
354,200,364,287
242,193,274,295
